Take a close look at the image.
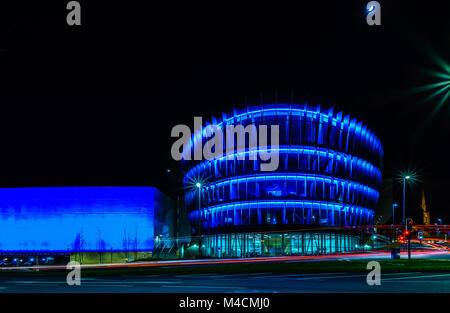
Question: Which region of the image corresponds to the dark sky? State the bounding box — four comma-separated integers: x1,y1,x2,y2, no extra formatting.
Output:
0,1,449,223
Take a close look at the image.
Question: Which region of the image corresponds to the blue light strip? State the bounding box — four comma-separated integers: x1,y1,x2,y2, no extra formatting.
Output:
184,145,382,184
208,173,379,198
217,108,336,128
198,199,374,216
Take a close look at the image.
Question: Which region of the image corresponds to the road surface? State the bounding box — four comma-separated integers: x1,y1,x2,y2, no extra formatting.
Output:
2,249,450,292
1,271,450,293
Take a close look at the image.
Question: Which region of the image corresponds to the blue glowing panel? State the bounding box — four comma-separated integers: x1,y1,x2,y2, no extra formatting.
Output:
0,187,156,253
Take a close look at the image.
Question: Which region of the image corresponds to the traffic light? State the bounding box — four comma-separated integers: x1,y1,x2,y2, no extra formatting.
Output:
405,230,410,237
418,231,424,240
406,218,414,232
399,235,405,241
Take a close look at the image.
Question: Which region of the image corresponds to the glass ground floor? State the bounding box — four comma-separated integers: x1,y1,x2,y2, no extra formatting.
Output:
200,232,362,257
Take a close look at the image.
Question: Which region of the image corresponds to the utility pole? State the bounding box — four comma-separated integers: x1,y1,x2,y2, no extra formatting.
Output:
406,218,413,260
407,237,411,260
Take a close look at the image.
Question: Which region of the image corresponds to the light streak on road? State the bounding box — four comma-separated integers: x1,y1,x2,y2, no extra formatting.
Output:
1,249,449,272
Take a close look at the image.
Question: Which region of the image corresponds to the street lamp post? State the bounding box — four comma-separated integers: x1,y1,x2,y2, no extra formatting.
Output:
196,182,202,232
402,175,411,260
196,182,202,256
392,203,399,226
402,176,410,227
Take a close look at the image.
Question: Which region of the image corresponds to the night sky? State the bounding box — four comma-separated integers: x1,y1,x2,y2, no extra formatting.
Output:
0,2,449,224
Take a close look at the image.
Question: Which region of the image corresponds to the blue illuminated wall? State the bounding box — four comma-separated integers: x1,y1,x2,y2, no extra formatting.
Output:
0,187,173,253
182,104,383,234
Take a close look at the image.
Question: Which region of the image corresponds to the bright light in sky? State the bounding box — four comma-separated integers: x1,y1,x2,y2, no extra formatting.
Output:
406,49,450,125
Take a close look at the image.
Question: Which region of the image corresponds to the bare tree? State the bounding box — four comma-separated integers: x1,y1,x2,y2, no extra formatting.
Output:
123,229,128,259
134,227,138,260
72,230,86,263
97,229,106,263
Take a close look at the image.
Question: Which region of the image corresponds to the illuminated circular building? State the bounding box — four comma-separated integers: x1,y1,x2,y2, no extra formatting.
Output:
183,104,383,257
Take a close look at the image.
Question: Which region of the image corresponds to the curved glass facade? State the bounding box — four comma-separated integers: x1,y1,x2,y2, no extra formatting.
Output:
182,104,383,256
